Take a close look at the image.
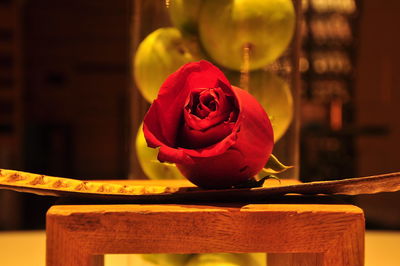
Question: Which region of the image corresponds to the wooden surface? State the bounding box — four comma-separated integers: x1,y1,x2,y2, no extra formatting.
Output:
46,204,365,266
3,230,398,266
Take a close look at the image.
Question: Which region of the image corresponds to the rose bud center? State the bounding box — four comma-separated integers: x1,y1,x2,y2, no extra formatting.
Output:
191,89,219,119
179,87,238,149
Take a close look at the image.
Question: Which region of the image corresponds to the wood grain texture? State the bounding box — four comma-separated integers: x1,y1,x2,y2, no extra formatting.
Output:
46,204,364,266
268,253,324,266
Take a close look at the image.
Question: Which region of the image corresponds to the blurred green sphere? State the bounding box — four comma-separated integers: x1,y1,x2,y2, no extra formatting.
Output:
136,123,185,180
226,70,293,142
199,0,295,71
134,27,197,103
168,0,203,35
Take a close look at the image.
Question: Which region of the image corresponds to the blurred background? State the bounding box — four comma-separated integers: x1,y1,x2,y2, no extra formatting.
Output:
0,0,399,233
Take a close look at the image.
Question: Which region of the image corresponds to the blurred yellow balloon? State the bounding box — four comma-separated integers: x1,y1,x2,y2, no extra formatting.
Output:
198,0,295,71
186,253,263,266
227,70,293,142
141,253,192,266
168,0,203,35
134,27,198,103
135,123,185,180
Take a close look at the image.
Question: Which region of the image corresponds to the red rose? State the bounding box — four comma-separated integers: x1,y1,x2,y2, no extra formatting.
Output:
143,60,274,188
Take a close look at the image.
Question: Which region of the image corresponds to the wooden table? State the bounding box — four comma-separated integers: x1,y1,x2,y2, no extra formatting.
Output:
46,203,364,266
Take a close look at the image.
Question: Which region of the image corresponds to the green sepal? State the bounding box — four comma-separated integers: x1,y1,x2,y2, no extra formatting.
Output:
259,154,293,175
233,175,281,189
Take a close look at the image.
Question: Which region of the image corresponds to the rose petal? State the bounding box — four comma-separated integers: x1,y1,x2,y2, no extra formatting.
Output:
176,85,273,161
157,146,194,165
184,87,235,131
179,121,235,149
144,60,231,148
176,86,274,188
179,130,238,158
227,86,274,178
177,149,249,188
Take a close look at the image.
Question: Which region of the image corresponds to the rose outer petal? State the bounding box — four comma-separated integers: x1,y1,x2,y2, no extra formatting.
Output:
179,121,235,149
177,148,249,188
230,86,274,178
157,146,194,165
